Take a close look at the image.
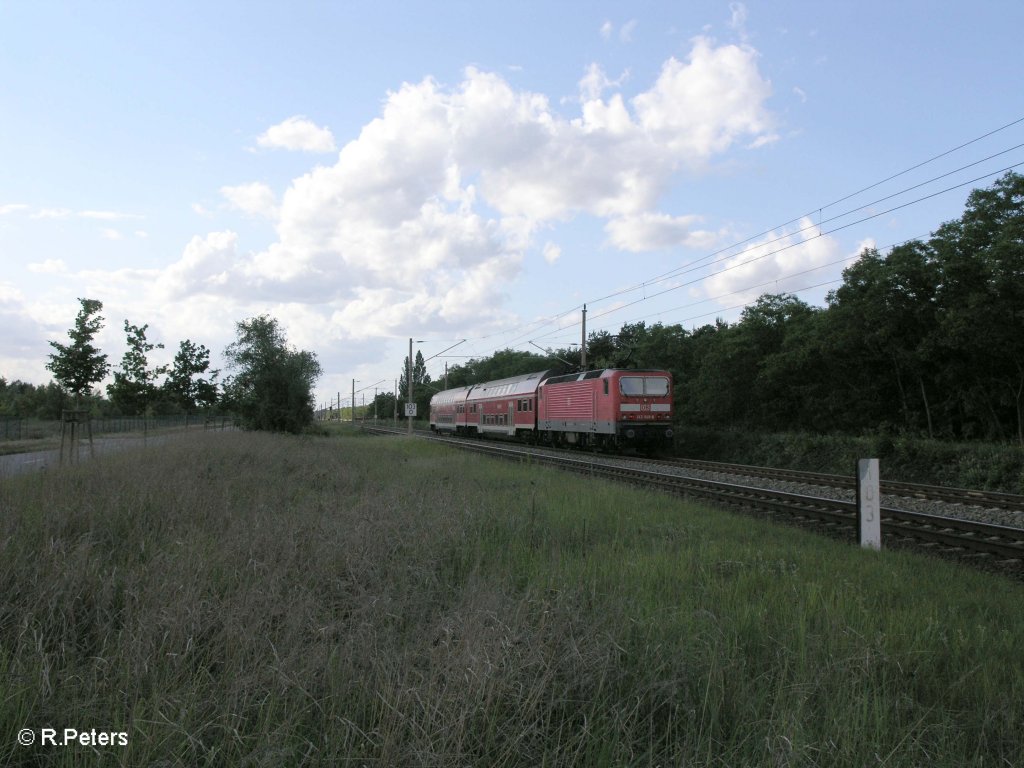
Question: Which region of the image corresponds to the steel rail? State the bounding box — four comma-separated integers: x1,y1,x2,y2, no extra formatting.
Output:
363,425,1024,565
662,457,1024,512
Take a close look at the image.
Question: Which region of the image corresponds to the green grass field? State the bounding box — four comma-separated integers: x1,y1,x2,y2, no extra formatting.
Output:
1,430,1021,766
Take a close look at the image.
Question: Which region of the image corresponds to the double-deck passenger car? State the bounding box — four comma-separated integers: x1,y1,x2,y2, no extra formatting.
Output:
428,385,471,434
429,368,674,452
462,370,548,439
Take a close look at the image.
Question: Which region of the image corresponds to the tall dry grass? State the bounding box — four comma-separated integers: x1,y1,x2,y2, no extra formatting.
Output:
1,429,1022,766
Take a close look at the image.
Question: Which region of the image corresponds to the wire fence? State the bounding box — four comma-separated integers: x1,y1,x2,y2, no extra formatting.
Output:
0,414,236,442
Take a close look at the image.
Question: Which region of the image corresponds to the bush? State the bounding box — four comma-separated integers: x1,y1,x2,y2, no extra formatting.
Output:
675,426,1024,492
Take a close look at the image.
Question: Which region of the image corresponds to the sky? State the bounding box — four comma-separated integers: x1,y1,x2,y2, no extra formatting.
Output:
2,0,1023,411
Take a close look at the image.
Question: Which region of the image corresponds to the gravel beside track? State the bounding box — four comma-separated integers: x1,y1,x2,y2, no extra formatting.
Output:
378,427,1024,531
646,462,1024,530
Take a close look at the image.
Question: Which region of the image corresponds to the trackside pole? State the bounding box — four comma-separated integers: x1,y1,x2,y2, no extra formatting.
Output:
408,338,414,434
857,458,881,550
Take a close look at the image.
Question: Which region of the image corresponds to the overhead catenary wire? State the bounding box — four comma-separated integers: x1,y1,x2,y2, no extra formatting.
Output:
527,232,927,347
407,116,1024,381
585,120,1024,307
560,160,1024,334
488,119,1024,344
527,148,1024,340
489,149,1024,353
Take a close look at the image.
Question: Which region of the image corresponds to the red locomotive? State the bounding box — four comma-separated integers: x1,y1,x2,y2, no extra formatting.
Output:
430,368,674,452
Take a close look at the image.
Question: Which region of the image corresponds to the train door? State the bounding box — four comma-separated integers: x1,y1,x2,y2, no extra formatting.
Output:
507,401,515,436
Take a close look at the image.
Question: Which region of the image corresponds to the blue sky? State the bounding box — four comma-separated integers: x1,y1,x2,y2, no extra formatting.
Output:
2,0,1023,410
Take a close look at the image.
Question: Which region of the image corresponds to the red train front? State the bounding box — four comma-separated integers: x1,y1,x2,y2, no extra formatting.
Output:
430,367,674,453
537,368,674,452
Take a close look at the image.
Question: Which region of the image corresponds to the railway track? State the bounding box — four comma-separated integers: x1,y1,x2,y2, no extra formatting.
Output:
361,426,1024,575
660,457,1024,512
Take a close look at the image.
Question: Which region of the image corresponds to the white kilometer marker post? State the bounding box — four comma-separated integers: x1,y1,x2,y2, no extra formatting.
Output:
857,458,881,550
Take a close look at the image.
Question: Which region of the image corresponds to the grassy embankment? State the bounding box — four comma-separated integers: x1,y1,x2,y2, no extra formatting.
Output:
1,429,1021,766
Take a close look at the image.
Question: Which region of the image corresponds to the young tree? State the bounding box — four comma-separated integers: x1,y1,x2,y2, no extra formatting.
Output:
107,321,167,415
398,350,430,394
46,297,110,405
370,390,398,421
222,315,322,433
397,350,434,418
164,340,219,411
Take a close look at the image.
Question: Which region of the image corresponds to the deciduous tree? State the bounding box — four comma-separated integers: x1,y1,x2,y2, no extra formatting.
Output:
46,297,110,405
164,340,219,411
222,315,321,433
107,321,167,415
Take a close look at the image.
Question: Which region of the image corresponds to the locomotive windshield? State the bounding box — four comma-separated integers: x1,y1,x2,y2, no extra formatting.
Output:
619,376,669,397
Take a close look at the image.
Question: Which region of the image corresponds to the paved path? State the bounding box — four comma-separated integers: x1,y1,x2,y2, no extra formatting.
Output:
0,433,189,480
0,448,61,477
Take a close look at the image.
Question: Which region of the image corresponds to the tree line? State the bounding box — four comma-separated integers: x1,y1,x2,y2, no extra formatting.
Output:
2,307,321,434
376,172,1024,445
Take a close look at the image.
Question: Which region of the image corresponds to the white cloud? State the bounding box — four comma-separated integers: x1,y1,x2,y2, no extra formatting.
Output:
542,242,561,264
728,2,749,38
7,36,776,363
27,259,68,274
32,208,73,219
598,20,636,44
747,133,778,149
702,218,840,303
579,63,609,102
605,212,724,252
176,38,773,334
0,284,54,380
100,228,123,240
257,116,337,153
5,206,140,221
854,237,876,255
578,63,629,102
79,210,142,220
162,230,240,299
632,37,775,159
221,182,279,219
452,70,661,221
